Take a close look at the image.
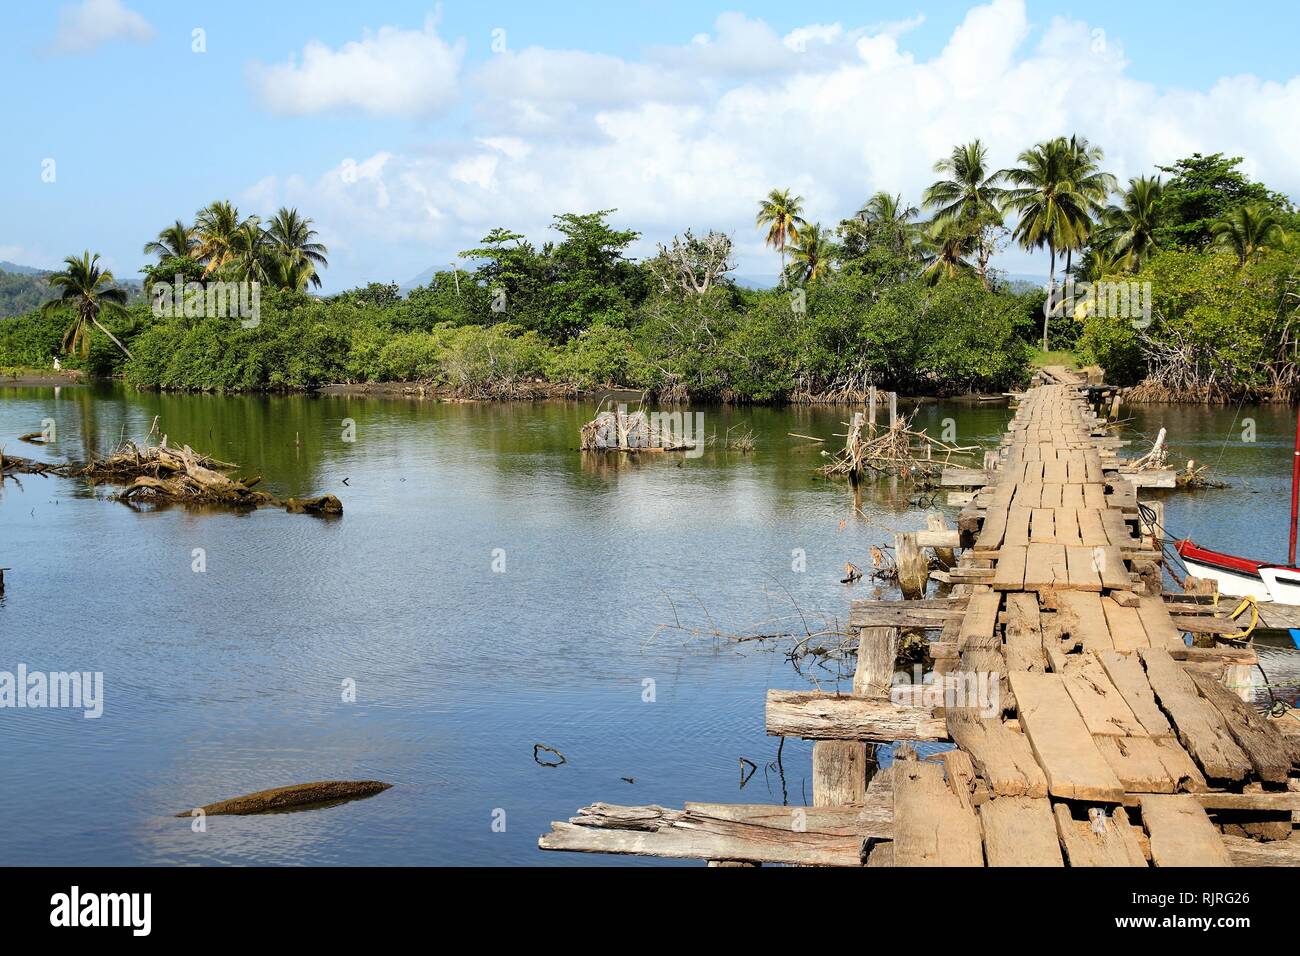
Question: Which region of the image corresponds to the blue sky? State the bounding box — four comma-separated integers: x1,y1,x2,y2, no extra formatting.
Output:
3,0,1299,290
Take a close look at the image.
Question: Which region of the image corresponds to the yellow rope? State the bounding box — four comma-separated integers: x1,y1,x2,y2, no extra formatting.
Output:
1223,595,1259,641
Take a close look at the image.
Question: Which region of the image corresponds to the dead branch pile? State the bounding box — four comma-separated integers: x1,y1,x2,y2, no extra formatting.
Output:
580,404,698,453
3,434,341,516
818,411,977,481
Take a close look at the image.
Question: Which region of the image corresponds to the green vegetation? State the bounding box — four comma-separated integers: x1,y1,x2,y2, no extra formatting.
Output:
2,147,1297,402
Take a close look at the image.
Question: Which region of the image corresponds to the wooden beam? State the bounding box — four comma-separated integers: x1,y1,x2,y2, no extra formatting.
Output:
765,690,947,742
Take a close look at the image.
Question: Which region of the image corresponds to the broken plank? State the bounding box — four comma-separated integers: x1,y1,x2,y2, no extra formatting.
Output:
1053,805,1147,866
1065,544,1103,591
1003,592,1047,672
1010,671,1125,802
1097,650,1173,737
1055,591,1113,653
1102,596,1149,652
1023,543,1068,590
1187,669,1293,783
946,709,1047,797
1139,648,1251,783
1095,736,1206,793
1062,653,1147,736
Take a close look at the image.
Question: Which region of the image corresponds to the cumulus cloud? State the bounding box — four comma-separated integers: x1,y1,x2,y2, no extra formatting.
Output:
52,0,153,55
248,0,1300,284
248,15,463,116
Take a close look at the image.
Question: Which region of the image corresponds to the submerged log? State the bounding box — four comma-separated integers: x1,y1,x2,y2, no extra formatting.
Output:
178,780,392,816
285,494,344,515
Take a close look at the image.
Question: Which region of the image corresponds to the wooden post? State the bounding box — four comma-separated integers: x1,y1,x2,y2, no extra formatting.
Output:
1110,392,1122,420
927,513,956,569
888,391,898,430
812,742,868,806
895,532,928,600
853,626,899,698
867,386,877,438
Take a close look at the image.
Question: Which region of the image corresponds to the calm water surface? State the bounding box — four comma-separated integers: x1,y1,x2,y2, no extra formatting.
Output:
0,384,1294,865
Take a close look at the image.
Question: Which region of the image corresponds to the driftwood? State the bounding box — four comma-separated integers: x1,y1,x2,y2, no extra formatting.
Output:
177,780,392,816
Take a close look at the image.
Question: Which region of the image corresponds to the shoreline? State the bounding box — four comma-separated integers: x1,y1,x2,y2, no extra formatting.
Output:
0,370,86,387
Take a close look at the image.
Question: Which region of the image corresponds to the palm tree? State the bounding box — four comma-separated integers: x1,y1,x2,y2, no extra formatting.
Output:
1211,203,1286,265
1002,137,1097,350
788,223,834,283
1059,135,1117,276
269,255,317,293
756,189,807,286
1074,246,1128,284
228,218,270,283
857,191,918,256
1102,176,1163,271
194,200,243,276
41,251,133,359
143,220,197,261
267,207,328,288
923,140,1006,286
918,219,977,285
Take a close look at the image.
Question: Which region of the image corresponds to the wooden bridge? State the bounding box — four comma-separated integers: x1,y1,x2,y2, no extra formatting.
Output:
539,377,1300,866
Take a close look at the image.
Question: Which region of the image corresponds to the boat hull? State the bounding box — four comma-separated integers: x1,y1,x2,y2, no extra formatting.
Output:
1176,539,1300,605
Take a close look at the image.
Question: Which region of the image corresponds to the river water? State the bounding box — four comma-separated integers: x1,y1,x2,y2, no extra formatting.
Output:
0,384,1295,865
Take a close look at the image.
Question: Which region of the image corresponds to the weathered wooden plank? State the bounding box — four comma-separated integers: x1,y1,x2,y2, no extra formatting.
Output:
1102,596,1149,652
538,803,872,866
1055,591,1113,653
946,709,1047,797
979,796,1063,867
1053,804,1147,867
958,590,1002,650
1064,545,1103,591
765,690,947,742
1029,508,1054,543
1223,834,1300,866
893,758,984,866
1003,592,1046,672
1136,595,1185,648
1062,653,1146,737
1139,795,1233,867
976,500,1009,551
1187,669,1293,783
1024,543,1068,590
812,741,869,805
853,626,899,698
1139,648,1251,782
1010,671,1125,802
1004,506,1031,547
1095,735,1206,793
991,545,1027,591
1097,650,1173,737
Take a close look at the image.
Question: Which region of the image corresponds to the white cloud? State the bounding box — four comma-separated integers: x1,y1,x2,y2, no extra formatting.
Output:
248,0,1300,285
248,15,463,116
52,0,153,55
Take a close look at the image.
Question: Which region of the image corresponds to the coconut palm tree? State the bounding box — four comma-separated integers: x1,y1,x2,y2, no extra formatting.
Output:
1058,135,1117,277
267,207,328,288
269,255,318,293
788,222,834,284
1074,246,1129,284
1211,203,1286,265
918,219,977,285
143,220,197,261
756,188,807,286
41,251,133,359
1002,137,1097,349
228,217,271,284
1102,176,1163,271
923,140,1006,286
194,200,244,276
857,191,918,256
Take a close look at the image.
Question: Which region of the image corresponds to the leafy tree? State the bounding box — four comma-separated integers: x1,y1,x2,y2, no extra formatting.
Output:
919,218,977,285
856,191,918,257
267,208,328,288
1100,176,1163,271
1153,153,1283,250
194,201,244,276
143,220,197,261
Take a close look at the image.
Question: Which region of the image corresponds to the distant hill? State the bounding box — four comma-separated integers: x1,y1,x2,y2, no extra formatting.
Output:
0,260,48,276
0,265,54,318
